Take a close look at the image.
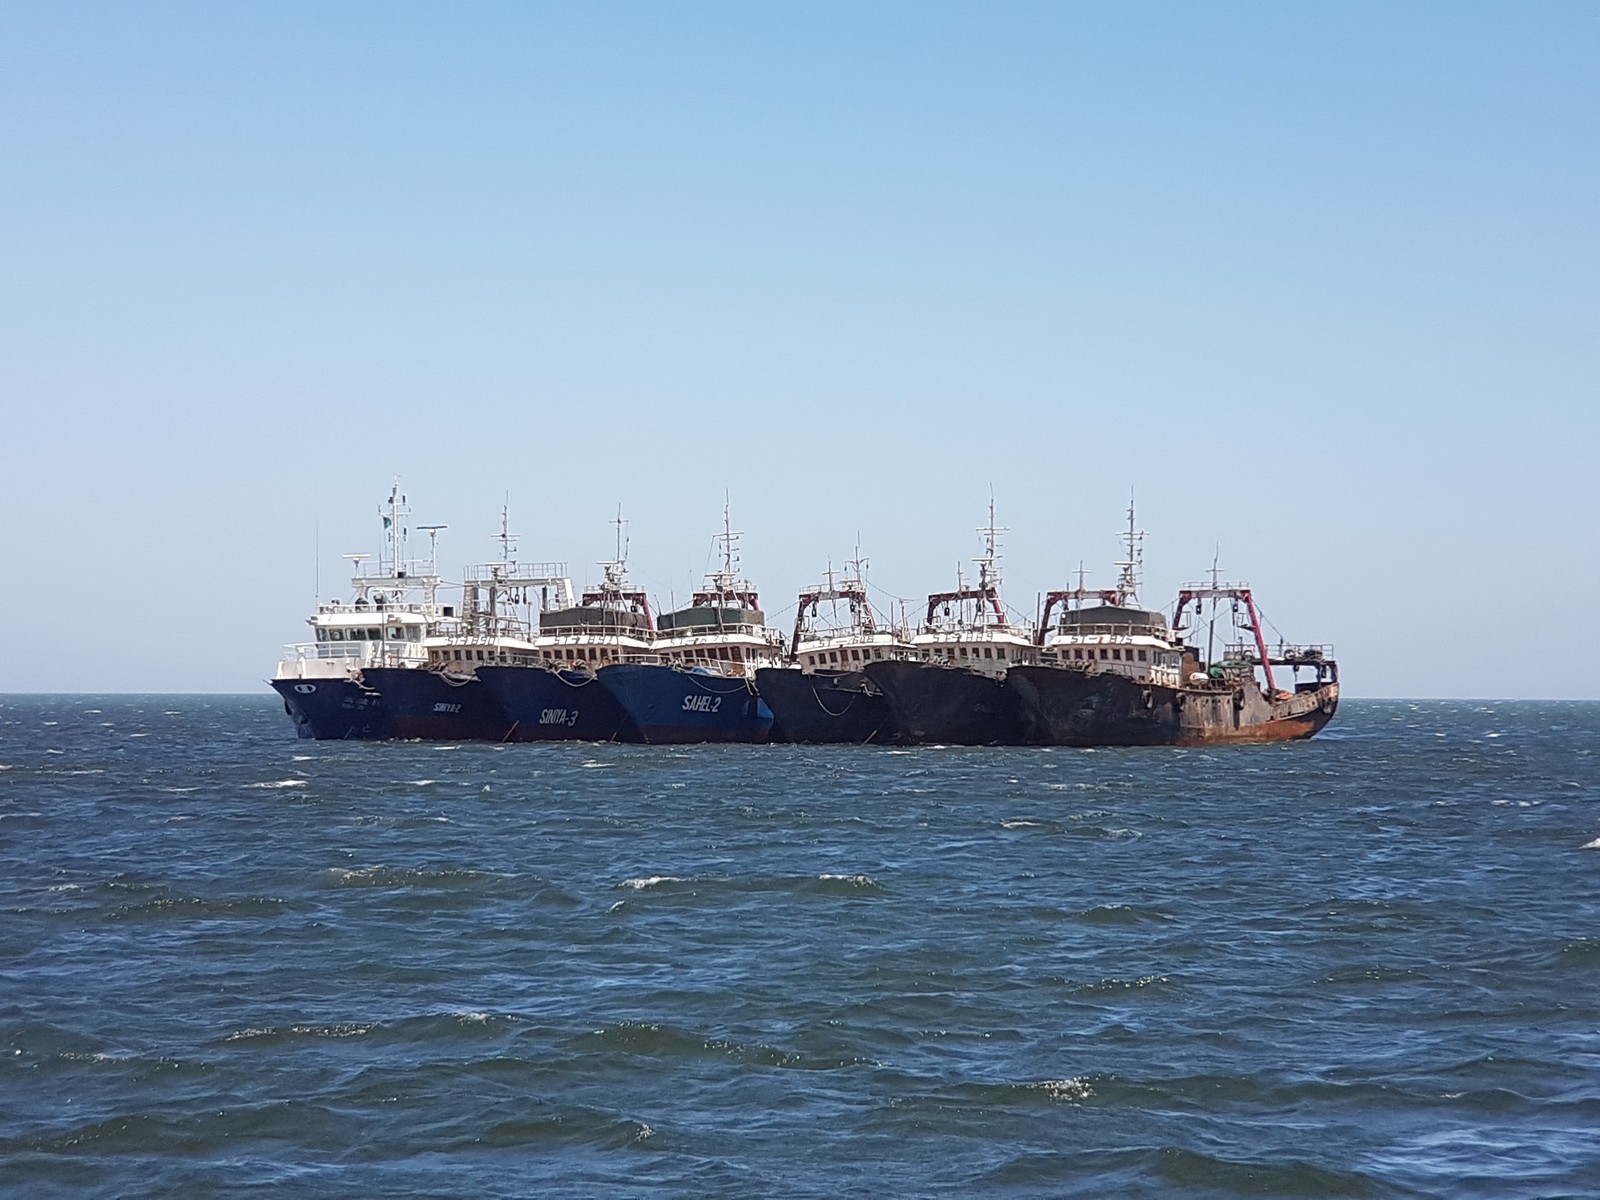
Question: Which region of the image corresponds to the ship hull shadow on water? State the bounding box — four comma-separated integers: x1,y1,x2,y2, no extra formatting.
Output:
1007,666,1339,747
756,668,893,745
361,667,513,742
863,660,1024,746
269,677,395,741
476,664,638,743
598,663,774,745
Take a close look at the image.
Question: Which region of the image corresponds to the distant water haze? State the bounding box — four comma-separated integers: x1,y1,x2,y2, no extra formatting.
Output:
2,3,1595,695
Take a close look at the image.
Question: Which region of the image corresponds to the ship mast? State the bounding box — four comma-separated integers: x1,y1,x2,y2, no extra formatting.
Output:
974,491,1008,623
709,495,744,604
599,505,629,591
1114,493,1145,607
380,479,410,579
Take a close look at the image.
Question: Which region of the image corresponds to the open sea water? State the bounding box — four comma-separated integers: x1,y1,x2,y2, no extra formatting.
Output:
1,696,1598,1198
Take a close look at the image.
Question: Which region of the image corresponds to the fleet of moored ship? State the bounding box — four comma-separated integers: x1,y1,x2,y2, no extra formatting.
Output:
272,487,1340,747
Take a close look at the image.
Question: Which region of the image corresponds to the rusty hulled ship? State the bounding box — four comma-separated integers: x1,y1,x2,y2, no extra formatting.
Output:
1007,509,1339,746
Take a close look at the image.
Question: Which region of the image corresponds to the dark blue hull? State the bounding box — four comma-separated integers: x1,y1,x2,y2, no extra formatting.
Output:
361,667,513,742
756,668,893,744
596,664,773,744
862,660,1025,746
269,677,396,741
476,665,640,743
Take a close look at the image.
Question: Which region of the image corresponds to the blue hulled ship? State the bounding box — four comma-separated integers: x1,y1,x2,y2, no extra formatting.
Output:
595,508,785,744
756,556,913,744
476,531,655,742
269,483,445,740
364,507,574,741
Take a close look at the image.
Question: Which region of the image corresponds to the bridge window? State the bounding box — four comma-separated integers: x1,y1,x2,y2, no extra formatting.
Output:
368,629,381,640
873,648,883,659
1138,649,1148,662
1099,648,1108,660
850,648,860,661
329,629,344,641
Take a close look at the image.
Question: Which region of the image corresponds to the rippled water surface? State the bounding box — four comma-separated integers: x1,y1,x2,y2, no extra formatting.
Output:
3,696,1599,1197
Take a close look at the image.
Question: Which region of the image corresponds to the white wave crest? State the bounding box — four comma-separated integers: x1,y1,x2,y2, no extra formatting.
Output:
244,779,308,789
619,875,687,890
1031,1077,1094,1101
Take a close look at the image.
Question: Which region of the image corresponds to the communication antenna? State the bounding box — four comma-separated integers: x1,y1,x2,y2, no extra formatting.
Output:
612,505,629,566
495,498,518,566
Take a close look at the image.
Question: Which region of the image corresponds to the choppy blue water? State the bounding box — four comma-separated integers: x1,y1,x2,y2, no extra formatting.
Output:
2,697,1598,1197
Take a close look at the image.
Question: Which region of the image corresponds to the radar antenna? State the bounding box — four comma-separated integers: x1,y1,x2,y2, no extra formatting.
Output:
418,524,448,572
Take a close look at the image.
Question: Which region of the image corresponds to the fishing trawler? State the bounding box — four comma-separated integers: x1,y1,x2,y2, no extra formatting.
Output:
477,515,653,743
1007,509,1340,745
596,507,785,743
269,484,447,740
756,555,912,743
862,504,1036,745
363,509,571,741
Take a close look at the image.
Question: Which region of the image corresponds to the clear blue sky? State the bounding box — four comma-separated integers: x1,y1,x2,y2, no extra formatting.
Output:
2,1,1595,696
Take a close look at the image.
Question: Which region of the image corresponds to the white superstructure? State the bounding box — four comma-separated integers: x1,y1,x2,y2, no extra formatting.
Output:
424,506,574,674
790,556,913,673
274,483,446,682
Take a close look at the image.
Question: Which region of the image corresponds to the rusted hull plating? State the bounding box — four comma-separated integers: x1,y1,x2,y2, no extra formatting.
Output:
1007,667,1338,747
